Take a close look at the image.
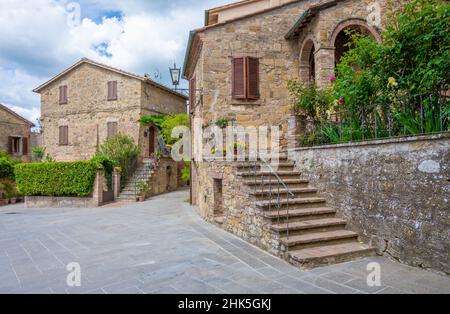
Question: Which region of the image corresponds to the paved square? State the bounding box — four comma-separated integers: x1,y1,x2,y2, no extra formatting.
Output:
0,190,448,294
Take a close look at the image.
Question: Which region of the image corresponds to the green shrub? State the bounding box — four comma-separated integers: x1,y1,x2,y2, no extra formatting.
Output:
15,161,97,197
0,156,15,180
181,161,191,183
288,81,335,120
140,114,190,145
32,146,46,161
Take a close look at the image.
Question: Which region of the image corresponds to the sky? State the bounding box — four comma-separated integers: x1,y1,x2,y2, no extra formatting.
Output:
0,0,234,123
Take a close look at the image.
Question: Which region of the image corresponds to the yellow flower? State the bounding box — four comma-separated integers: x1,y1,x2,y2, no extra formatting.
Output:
388,77,398,88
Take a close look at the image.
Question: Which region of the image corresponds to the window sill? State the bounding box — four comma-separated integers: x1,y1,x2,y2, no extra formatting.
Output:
231,100,261,106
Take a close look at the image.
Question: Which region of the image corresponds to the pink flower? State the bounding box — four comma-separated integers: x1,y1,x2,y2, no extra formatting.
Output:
339,98,345,105
330,75,336,83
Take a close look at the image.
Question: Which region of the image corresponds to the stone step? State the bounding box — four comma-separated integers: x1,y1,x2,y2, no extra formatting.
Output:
271,218,347,233
288,242,375,268
250,187,317,196
261,207,336,219
280,230,358,247
245,178,309,187
238,171,302,178
256,197,326,209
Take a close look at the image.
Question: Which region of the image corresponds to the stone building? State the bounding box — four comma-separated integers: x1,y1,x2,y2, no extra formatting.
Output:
34,58,187,162
0,104,35,162
182,0,405,268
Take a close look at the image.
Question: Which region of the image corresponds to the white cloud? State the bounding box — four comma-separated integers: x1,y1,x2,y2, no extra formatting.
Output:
0,0,232,117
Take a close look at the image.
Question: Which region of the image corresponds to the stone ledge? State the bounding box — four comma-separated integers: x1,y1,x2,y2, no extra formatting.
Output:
25,196,96,209
291,132,450,152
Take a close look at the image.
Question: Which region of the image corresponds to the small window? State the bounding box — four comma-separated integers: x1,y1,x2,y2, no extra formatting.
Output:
107,81,118,101
209,14,219,25
107,122,118,139
59,126,69,146
59,85,68,105
8,137,23,155
232,57,260,100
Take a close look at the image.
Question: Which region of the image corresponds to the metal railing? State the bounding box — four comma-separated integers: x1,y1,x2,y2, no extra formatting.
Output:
298,93,449,147
253,155,295,246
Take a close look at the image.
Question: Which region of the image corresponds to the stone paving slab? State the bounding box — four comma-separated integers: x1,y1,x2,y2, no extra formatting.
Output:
0,190,448,294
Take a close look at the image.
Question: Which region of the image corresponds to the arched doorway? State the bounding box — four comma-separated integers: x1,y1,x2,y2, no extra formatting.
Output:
299,39,316,84
331,20,382,66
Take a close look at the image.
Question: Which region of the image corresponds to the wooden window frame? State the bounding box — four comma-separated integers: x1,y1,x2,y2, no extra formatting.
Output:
59,85,68,105
107,81,118,101
232,56,260,101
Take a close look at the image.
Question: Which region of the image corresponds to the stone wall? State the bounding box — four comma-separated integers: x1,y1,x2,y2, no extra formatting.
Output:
40,63,143,161
193,160,280,255
0,108,32,162
290,134,450,274
148,158,186,197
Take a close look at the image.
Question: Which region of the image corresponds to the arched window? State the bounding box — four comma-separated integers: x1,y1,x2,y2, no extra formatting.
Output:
299,39,316,84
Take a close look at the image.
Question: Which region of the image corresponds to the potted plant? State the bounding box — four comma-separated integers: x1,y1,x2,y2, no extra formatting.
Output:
136,181,149,202
3,181,15,204
0,192,6,207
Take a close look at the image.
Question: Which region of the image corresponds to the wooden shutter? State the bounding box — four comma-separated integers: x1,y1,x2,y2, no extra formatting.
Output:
107,122,118,139
232,57,246,99
108,81,118,100
189,77,196,107
246,57,260,100
59,86,68,104
22,137,28,156
59,126,68,145
8,137,13,154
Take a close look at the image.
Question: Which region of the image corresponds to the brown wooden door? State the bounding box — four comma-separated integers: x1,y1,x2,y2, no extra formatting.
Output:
149,127,156,156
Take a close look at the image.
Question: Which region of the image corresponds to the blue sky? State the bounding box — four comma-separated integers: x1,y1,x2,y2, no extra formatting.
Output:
0,0,232,123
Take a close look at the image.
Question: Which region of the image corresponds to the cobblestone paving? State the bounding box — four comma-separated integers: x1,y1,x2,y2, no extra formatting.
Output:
0,190,448,294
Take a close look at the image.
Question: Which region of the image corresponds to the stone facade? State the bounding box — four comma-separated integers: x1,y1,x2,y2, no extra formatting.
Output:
185,0,389,225
0,104,34,162
35,59,187,162
289,134,450,274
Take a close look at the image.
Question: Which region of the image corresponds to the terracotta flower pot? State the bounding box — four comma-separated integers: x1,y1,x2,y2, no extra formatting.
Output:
0,199,6,206
10,198,17,204
138,195,145,202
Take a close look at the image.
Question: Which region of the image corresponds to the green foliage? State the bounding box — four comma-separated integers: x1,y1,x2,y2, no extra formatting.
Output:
139,115,166,128
136,181,149,197
15,162,97,197
90,154,114,174
160,114,190,145
215,118,230,129
0,156,15,180
181,161,191,183
32,147,46,161
96,133,140,174
288,81,335,119
0,180,17,199
140,114,189,146
292,0,450,146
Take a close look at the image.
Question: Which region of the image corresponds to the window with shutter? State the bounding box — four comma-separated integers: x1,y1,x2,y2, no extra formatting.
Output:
59,126,68,145
232,57,246,99
59,86,68,105
22,137,28,156
107,81,118,101
8,137,13,154
107,122,118,139
246,57,260,100
189,77,196,107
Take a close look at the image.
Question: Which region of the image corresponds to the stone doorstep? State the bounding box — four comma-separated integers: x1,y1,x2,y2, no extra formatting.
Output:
289,243,375,264
280,230,358,247
271,218,347,232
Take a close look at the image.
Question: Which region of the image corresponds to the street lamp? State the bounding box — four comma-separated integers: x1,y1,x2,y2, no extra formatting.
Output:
169,63,181,90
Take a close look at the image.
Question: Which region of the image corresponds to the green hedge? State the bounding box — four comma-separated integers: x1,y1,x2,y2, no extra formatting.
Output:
15,161,97,197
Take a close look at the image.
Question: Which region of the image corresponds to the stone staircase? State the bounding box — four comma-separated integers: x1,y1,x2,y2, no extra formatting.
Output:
237,156,375,268
117,158,155,201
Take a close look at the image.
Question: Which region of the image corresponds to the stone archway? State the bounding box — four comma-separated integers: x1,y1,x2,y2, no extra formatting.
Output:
330,19,382,65
300,38,316,84
299,37,317,84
